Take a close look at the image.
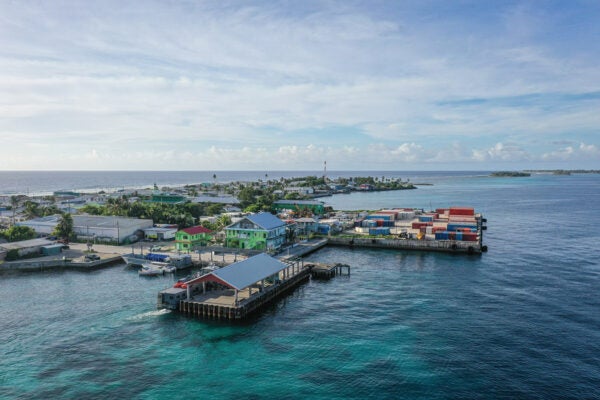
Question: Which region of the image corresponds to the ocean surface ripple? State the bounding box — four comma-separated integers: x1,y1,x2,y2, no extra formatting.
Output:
1,172,599,399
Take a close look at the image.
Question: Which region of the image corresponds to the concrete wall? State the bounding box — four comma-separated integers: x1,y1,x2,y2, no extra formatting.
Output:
327,237,482,253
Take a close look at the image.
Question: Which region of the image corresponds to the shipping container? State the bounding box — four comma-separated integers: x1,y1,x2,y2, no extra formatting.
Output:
447,223,477,231
397,211,416,220
419,215,433,222
462,232,478,241
435,231,449,240
366,214,393,221
369,227,390,235
378,210,399,220
449,207,475,216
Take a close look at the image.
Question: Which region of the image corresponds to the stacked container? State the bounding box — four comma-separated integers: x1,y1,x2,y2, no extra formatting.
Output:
369,227,390,235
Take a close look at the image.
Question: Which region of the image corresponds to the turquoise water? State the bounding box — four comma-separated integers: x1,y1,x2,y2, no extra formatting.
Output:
1,173,600,399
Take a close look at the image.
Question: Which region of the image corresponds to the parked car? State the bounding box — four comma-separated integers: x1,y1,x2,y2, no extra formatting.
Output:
150,245,162,252
85,254,100,261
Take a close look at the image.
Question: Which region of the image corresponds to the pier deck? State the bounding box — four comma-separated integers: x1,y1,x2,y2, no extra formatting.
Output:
177,264,310,320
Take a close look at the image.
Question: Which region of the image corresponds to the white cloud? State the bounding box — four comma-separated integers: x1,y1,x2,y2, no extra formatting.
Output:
0,1,599,170
542,142,600,162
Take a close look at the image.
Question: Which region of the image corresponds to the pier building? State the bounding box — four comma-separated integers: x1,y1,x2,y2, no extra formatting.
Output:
159,253,309,319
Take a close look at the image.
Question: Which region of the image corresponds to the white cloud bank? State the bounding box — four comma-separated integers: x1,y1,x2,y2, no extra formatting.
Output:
0,1,599,170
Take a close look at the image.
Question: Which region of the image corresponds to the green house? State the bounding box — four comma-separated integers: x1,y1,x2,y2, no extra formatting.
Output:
175,226,213,252
225,212,286,251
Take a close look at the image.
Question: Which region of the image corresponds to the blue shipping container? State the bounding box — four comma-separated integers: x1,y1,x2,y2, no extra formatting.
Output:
369,228,390,235
366,214,393,221
447,223,477,231
419,216,433,222
435,232,449,240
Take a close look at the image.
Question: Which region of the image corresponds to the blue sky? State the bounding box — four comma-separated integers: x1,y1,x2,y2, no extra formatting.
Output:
1,0,599,170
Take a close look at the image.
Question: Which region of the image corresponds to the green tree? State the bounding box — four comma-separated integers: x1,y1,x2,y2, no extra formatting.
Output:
206,203,224,215
1,225,36,242
217,214,232,229
53,213,74,241
238,186,257,208
23,201,41,219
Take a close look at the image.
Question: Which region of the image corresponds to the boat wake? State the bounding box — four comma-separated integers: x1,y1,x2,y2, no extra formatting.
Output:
127,309,171,321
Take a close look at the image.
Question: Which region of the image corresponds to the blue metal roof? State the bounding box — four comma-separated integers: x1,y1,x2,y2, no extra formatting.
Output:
245,212,285,230
211,253,289,290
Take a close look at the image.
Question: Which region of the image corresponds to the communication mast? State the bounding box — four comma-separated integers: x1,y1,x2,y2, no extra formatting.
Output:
323,161,327,182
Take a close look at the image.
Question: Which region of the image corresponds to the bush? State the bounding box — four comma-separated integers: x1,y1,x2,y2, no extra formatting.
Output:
5,249,19,261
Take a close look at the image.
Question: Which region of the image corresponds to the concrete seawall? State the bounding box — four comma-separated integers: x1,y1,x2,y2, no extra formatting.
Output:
327,237,483,254
0,256,124,272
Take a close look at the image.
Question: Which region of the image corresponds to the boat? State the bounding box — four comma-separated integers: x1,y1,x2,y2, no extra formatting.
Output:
199,262,219,275
138,263,165,276
167,254,193,270
122,252,170,267
122,253,147,267
162,264,177,274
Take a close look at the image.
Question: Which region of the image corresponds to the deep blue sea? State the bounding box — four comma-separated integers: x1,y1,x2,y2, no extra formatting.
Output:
1,172,600,399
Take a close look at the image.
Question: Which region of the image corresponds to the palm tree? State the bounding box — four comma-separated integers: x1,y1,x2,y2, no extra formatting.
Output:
10,195,20,226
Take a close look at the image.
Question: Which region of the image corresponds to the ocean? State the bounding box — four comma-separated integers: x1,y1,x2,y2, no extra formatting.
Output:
1,172,599,399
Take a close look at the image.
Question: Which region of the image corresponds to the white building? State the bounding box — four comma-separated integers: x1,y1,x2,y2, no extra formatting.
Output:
143,227,177,241
284,186,314,195
18,215,153,244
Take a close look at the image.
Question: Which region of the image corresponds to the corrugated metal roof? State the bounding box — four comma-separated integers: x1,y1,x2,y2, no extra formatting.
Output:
209,253,288,290
273,200,324,206
181,226,212,235
245,212,285,230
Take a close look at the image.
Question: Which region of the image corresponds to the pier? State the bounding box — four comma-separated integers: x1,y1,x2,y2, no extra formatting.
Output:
158,254,315,320
307,262,351,279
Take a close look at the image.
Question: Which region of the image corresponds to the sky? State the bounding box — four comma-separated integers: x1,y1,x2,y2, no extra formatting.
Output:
1,0,599,171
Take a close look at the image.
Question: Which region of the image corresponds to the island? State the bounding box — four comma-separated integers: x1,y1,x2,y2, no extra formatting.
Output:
490,171,531,177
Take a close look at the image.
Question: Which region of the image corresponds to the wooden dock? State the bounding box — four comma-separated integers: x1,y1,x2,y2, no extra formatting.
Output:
307,262,351,279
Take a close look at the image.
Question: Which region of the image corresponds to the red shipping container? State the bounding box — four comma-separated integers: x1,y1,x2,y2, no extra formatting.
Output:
436,208,449,214
462,233,478,241
449,207,475,216
376,219,384,227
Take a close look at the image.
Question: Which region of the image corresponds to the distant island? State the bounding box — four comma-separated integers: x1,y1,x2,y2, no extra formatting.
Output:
490,171,531,177
524,169,600,175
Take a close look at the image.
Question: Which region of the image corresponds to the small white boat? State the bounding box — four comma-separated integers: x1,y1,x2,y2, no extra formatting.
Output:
162,264,177,273
138,263,164,276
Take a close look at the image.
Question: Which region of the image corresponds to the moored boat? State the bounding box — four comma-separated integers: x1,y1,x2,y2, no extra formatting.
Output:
139,263,165,276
